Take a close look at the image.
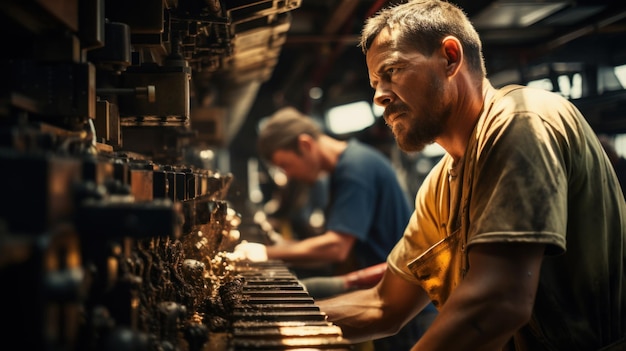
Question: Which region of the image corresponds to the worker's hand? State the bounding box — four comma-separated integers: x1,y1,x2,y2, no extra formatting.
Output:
227,241,268,262
267,230,286,244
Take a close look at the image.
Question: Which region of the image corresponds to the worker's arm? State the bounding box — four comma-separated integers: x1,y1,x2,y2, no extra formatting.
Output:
299,262,388,298
317,266,432,342
411,243,545,351
265,230,356,266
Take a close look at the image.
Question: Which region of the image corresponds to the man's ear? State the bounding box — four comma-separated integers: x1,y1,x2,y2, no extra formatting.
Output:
297,134,314,153
441,36,463,76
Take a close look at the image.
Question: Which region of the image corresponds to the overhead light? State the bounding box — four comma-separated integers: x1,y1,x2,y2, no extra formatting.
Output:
309,86,323,100
540,5,605,26
472,1,569,28
325,100,376,135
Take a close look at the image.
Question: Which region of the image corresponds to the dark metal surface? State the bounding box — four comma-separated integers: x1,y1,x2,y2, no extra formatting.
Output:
0,1,344,350
229,261,353,351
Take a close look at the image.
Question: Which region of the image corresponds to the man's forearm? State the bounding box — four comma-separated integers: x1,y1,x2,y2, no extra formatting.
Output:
409,297,518,351
319,268,433,343
266,231,354,265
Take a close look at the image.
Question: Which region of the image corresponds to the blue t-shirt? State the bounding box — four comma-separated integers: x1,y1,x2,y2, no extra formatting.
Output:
325,139,412,268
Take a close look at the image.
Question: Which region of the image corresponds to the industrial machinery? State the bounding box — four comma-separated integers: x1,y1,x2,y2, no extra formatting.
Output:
0,0,351,350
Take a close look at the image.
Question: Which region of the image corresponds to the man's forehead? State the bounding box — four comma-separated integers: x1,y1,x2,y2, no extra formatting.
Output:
272,149,299,162
368,26,396,52
366,28,405,69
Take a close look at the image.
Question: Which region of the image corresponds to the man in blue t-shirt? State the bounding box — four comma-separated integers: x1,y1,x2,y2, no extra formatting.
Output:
246,106,411,271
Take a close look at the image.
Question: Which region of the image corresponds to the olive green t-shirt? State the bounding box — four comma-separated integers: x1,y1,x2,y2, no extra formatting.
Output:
388,85,626,350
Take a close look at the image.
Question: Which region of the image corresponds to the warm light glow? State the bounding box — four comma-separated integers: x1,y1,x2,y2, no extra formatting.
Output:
249,189,263,203
270,167,288,186
199,149,214,160
263,199,281,214
309,208,325,228
253,210,267,224
309,86,323,100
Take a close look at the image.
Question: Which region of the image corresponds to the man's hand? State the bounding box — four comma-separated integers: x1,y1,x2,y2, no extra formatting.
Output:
227,241,268,262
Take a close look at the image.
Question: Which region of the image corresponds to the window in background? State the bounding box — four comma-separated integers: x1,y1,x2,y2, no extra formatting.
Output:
325,100,376,135
527,78,554,92
615,134,626,157
372,102,384,117
525,64,626,156
614,64,626,88
523,63,626,99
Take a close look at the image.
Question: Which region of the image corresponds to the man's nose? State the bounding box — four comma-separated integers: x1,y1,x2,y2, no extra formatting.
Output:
373,82,393,107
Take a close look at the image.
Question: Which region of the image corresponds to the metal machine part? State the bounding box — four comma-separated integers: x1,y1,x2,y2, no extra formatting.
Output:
229,261,352,351
0,0,350,350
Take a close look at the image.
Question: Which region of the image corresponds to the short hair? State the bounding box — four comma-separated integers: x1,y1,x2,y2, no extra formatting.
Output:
360,0,486,77
257,107,323,162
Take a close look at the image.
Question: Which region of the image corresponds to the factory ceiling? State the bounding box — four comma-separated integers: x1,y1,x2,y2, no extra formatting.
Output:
234,0,626,152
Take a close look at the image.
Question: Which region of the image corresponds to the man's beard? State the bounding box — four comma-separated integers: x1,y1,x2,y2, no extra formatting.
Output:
388,75,449,152
390,108,447,153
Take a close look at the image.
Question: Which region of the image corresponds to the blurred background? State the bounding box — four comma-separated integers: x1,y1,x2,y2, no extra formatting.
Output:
230,0,626,237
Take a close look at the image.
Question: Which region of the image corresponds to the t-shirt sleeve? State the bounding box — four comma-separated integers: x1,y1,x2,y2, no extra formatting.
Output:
467,110,567,254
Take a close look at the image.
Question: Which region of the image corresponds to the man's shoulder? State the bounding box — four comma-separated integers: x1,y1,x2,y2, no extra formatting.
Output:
496,84,569,107
487,84,579,128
